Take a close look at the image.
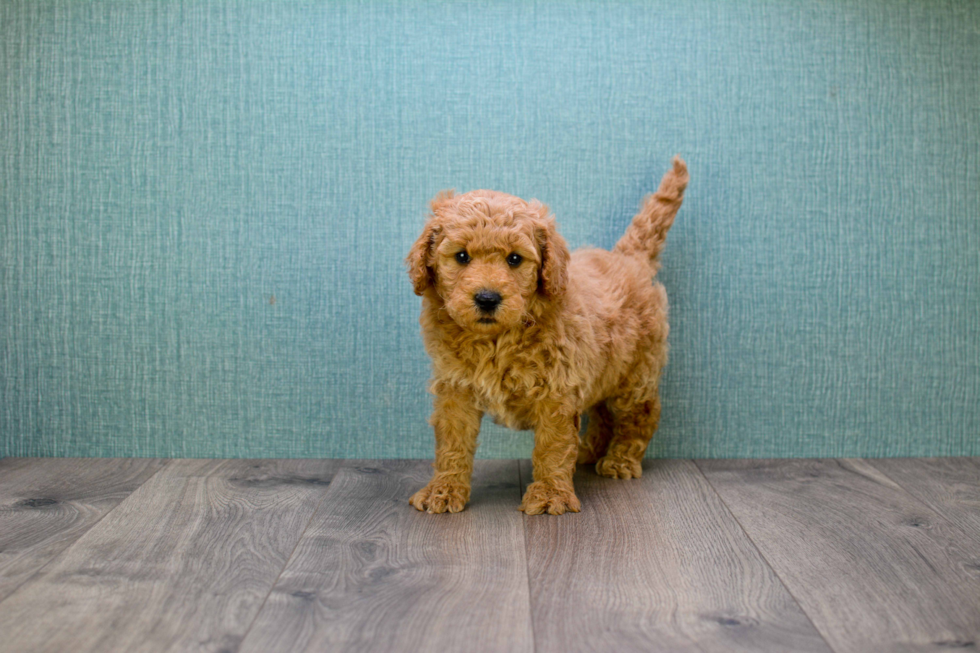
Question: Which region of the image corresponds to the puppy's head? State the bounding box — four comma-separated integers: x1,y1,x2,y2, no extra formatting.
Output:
407,189,569,334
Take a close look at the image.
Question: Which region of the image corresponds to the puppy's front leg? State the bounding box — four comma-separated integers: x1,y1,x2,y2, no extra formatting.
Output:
410,385,482,514
521,410,581,515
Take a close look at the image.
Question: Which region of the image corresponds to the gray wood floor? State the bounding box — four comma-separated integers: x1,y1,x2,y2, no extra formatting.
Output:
0,458,977,652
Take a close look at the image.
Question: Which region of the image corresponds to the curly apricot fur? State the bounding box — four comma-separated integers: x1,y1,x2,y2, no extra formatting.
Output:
407,158,688,514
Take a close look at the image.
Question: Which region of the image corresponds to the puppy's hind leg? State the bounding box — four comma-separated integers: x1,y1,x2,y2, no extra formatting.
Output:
596,395,660,480
577,401,614,465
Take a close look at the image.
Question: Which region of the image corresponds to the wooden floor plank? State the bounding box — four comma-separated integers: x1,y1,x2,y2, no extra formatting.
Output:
522,459,832,653
0,459,339,653
0,457,167,602
868,457,980,544
238,459,533,653
698,458,980,653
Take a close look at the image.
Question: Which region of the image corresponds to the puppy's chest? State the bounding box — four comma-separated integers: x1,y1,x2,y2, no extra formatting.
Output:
442,344,551,431
472,369,539,431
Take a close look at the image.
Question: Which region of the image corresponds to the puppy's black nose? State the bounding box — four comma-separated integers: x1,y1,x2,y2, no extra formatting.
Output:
474,290,502,313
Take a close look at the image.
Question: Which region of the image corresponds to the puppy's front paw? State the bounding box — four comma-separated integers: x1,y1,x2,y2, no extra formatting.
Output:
409,479,470,514
519,481,581,515
596,456,642,479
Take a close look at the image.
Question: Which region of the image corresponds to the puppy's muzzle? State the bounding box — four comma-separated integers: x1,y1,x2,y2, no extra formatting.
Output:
473,290,502,314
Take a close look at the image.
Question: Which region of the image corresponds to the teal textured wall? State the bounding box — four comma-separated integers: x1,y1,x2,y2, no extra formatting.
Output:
1,1,978,459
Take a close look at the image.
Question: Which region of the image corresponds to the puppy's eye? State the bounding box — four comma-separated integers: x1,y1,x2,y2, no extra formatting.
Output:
455,251,471,265
506,253,523,267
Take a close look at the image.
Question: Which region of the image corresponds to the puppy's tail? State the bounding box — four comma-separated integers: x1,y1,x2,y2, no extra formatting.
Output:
614,156,688,272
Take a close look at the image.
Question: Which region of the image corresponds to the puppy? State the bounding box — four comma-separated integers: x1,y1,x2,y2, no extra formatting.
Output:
406,157,688,515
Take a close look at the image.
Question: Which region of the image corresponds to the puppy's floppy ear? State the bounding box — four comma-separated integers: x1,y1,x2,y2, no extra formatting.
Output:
532,202,570,300
406,191,453,296
406,220,440,296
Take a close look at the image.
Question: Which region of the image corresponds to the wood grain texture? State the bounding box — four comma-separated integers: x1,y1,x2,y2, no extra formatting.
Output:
238,459,533,653
699,458,980,653
0,457,166,602
0,459,338,653
868,457,980,544
521,459,832,653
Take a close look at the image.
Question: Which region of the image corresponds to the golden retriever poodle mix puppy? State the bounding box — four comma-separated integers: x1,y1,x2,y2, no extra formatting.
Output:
406,157,688,515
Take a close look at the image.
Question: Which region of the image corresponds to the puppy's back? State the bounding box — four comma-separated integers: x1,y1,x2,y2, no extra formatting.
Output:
567,248,668,331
